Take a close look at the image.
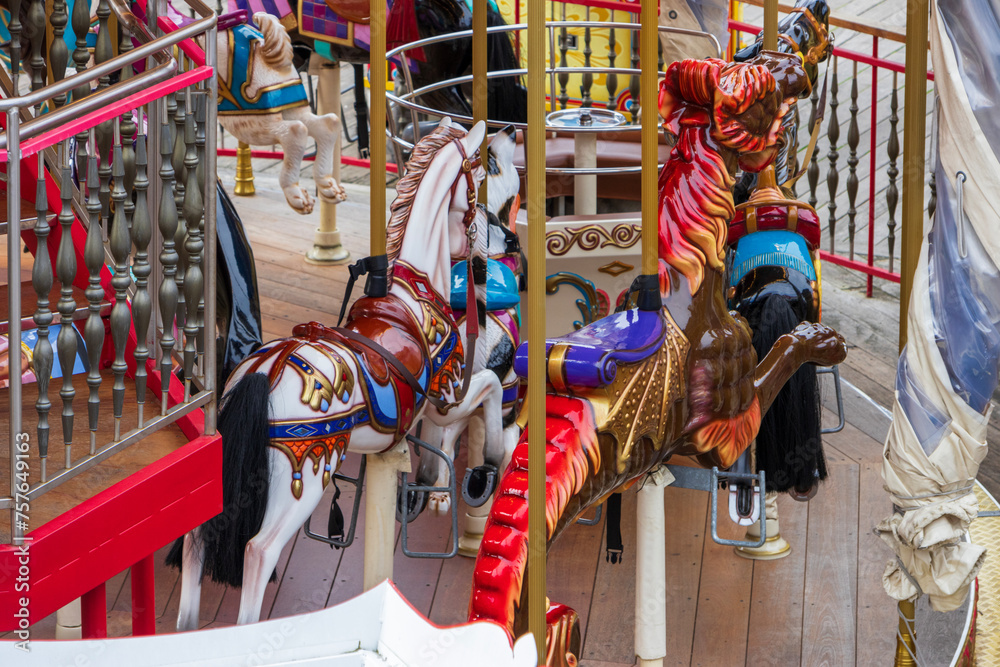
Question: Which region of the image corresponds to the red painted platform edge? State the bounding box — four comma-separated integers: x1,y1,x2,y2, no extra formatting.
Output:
0,434,223,630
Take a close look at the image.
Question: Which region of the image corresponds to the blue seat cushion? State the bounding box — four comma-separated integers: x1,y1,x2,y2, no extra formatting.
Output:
451,259,521,311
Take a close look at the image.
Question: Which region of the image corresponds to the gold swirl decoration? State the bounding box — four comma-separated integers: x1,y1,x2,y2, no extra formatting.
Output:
546,223,643,257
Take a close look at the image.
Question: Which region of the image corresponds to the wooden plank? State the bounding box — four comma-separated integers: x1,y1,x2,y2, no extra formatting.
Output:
744,494,808,667
546,510,604,642
737,0,908,42
855,460,896,665
801,462,859,666
582,488,637,664
663,485,708,666
688,489,753,667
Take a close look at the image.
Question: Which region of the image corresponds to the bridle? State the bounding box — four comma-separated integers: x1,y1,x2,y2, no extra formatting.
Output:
451,138,482,234
449,137,483,401
779,7,830,69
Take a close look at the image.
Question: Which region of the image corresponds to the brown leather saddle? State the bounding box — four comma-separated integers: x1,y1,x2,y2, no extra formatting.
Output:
324,0,369,24
292,294,427,387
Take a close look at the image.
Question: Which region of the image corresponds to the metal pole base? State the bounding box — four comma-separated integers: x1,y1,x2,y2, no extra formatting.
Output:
734,492,791,561
234,142,255,196
305,228,351,265
458,512,487,558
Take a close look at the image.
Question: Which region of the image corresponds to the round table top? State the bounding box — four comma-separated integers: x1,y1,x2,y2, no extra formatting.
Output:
546,107,628,130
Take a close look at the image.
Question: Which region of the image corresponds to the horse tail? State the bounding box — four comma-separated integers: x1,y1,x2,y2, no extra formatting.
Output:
468,395,600,638
486,7,528,123
743,293,825,495
166,372,273,588
254,12,295,72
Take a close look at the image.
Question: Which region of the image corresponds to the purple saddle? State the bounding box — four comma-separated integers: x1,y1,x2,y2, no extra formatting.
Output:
513,309,667,389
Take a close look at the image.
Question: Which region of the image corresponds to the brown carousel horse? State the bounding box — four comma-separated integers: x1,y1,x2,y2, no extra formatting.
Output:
465,53,848,661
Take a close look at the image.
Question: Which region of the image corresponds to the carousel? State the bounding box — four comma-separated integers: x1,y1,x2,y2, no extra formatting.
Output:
0,0,995,665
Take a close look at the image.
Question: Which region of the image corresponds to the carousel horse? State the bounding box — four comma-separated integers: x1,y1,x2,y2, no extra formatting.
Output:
214,12,346,214
466,54,848,660
727,0,832,499
407,125,523,521
170,118,507,629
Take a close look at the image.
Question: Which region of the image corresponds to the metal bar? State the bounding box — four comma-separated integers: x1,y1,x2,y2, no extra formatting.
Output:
0,302,111,335
866,37,879,297
473,0,487,202
0,392,213,507
7,109,24,545
215,147,400,173
384,22,722,61
526,0,546,657
203,23,219,435
130,553,156,635
763,0,778,50
370,0,386,257
81,583,107,638
898,0,929,352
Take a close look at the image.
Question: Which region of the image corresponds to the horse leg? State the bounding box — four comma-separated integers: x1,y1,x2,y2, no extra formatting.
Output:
426,371,504,467
271,118,315,215
284,106,346,204
754,321,847,414
176,527,205,632
237,452,326,625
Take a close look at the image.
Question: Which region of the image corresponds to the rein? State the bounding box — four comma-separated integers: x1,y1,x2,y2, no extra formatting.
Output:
332,137,483,412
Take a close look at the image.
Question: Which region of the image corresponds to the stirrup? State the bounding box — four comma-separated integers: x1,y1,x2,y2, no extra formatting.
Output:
302,455,367,549
665,464,768,549
398,434,459,559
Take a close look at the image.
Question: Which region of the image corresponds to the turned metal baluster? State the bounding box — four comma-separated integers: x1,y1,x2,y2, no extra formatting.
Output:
49,0,70,107
195,97,208,361
132,128,152,427
56,142,77,469
173,87,189,333
826,55,840,253
846,61,860,260
9,0,22,92
807,81,820,209
629,29,639,124
606,27,618,109
886,72,900,273
182,94,204,400
84,131,104,454
120,26,137,229
557,4,569,110
580,8,592,108
96,0,114,223
109,121,132,441
158,115,180,413
26,0,45,94
32,153,53,480
72,0,92,177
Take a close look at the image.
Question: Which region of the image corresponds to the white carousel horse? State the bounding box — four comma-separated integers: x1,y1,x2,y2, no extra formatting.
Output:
172,119,503,629
411,126,524,527
216,12,346,214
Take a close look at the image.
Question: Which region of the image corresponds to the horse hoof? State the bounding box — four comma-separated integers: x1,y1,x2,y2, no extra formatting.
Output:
395,486,428,524
428,492,451,517
462,465,498,508
284,186,315,215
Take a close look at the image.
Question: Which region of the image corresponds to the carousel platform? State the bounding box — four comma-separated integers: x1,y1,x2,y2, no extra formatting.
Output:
3,174,990,665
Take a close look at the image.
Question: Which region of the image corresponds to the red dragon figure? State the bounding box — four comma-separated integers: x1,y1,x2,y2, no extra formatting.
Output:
467,53,848,664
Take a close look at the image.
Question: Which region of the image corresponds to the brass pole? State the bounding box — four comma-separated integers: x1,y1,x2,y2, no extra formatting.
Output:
473,0,488,203
894,599,918,667
234,141,255,196
763,0,778,51
640,0,657,276
526,0,547,660
898,0,929,353
370,0,386,256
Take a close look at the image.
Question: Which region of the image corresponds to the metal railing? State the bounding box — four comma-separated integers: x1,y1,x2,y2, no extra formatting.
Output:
3,0,219,545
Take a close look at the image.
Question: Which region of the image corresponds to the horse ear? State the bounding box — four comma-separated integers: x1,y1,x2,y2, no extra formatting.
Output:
465,121,487,154
487,125,516,168
439,117,453,129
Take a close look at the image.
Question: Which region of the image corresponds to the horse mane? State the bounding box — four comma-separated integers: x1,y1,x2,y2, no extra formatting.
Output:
254,12,294,70
386,124,468,285
657,125,734,295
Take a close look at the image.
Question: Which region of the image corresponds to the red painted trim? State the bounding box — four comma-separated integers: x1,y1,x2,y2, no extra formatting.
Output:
131,554,156,636
216,147,399,174
819,250,900,283
145,365,206,439
81,584,107,639
546,0,641,14
0,435,223,630
727,19,934,81
158,17,208,67
6,67,214,161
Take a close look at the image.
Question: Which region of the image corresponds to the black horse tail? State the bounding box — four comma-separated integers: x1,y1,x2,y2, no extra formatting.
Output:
744,294,826,495
486,6,528,123
166,373,273,587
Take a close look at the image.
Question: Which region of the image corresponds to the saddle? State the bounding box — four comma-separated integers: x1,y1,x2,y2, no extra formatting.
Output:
513,308,667,392
292,295,427,386
325,0,369,23
450,259,520,312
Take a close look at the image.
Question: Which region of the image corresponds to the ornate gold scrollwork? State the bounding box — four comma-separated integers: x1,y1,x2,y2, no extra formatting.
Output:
291,347,355,411
545,273,609,330
545,223,642,257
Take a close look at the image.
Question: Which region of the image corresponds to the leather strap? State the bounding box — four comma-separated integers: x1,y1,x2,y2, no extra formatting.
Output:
337,254,389,327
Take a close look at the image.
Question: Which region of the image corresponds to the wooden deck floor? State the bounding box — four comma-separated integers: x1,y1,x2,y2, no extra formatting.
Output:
5,183,906,664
